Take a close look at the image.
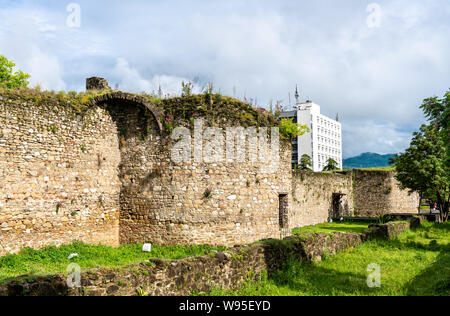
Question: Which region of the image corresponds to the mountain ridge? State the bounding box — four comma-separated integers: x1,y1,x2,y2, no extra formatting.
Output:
343,152,395,169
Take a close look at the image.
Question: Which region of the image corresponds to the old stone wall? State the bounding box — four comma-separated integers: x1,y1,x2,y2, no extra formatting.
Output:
389,177,420,214
0,93,121,256
290,171,353,228
353,170,419,217
362,217,423,240
110,102,294,246
0,87,421,256
0,90,294,254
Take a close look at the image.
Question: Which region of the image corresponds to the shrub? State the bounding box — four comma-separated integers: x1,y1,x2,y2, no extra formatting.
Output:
377,214,392,224
279,118,309,140
203,188,212,199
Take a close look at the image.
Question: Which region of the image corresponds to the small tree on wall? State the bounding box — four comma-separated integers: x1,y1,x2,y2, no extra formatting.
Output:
299,154,313,171
0,55,30,89
323,158,339,172
279,118,309,140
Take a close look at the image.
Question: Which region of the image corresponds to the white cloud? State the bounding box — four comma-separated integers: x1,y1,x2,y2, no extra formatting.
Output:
26,47,66,91
343,120,413,158
0,6,66,90
110,57,200,95
0,0,449,157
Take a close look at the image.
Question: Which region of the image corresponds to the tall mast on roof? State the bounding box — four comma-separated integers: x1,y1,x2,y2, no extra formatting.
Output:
295,85,300,104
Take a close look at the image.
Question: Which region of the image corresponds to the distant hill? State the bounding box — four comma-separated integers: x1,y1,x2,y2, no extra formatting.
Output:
343,153,395,169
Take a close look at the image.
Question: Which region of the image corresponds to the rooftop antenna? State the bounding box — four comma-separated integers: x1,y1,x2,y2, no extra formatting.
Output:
158,85,163,98
288,92,291,108
336,113,340,122
295,85,300,104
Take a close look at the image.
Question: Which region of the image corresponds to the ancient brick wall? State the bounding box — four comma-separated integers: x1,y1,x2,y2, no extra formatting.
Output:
0,89,294,254
0,93,121,255
0,87,421,256
352,170,419,217
389,177,420,214
290,171,354,228
107,98,294,246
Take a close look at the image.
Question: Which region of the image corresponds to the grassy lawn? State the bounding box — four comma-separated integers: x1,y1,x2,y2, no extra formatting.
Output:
0,242,226,281
292,221,372,235
208,222,450,296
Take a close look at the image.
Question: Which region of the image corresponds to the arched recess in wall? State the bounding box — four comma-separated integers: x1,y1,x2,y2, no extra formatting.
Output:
88,92,166,245
88,92,163,132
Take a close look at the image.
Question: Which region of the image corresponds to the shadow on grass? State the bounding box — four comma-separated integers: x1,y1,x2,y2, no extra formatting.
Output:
376,237,449,253
268,257,378,296
405,251,450,296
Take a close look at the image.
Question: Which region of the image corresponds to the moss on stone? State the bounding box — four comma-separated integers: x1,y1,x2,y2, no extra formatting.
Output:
0,87,109,115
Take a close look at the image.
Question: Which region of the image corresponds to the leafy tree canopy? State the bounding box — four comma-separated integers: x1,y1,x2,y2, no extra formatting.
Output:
298,154,313,171
392,90,449,221
0,55,30,89
421,91,450,132
279,118,309,140
323,158,339,172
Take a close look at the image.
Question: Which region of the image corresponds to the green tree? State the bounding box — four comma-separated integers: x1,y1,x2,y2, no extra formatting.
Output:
421,90,450,135
421,90,450,172
391,91,449,222
299,154,313,171
323,158,339,171
0,55,30,89
279,118,309,140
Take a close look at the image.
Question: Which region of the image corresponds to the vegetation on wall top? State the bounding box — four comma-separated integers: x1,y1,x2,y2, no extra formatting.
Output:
1,83,302,137
0,86,111,114
150,93,280,130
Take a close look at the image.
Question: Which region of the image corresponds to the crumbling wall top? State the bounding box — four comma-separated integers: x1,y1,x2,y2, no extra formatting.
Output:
86,77,111,91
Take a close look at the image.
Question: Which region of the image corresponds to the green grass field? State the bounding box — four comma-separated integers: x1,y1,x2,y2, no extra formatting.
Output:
0,222,367,282
2,222,448,296
207,222,450,296
0,243,226,281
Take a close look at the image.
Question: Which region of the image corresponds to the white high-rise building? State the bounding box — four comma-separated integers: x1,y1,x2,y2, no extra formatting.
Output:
281,101,343,172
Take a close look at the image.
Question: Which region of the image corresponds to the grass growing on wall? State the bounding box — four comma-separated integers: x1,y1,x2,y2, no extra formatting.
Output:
292,222,372,235
207,222,450,296
0,242,227,281
155,94,279,130
352,167,396,172
0,87,110,114
0,88,280,130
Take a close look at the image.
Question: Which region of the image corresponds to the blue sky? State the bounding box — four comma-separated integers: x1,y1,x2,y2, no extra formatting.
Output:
0,0,449,158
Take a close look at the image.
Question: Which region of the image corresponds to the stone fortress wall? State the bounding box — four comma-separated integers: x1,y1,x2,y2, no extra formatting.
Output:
352,170,419,217
290,171,354,229
0,92,121,255
0,79,419,255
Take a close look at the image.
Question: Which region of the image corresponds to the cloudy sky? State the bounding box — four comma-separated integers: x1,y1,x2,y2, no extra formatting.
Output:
0,0,449,158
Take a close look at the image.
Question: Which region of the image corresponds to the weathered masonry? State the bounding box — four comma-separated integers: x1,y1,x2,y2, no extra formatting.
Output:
0,78,419,255
352,169,420,216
